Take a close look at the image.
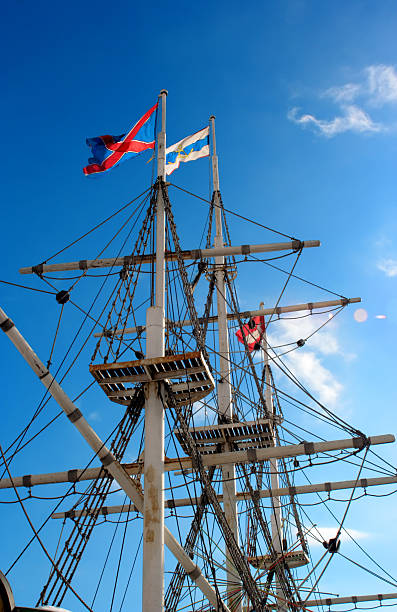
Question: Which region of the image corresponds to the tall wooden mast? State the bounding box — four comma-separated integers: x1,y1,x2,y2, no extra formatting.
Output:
262,318,287,612
142,89,167,611
210,115,243,612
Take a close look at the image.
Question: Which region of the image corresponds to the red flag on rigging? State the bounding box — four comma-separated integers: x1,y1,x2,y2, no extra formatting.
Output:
235,316,265,352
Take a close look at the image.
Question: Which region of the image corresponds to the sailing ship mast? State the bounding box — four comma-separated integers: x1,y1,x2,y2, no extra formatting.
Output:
142,88,167,611
210,114,242,611
1,90,397,612
262,318,286,612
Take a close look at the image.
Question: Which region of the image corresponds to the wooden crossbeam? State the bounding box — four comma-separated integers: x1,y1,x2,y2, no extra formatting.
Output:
50,474,397,519
93,297,361,338
19,239,320,275
295,593,397,608
1,436,394,491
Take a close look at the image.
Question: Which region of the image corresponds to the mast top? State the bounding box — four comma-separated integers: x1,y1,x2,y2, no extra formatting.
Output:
157,91,167,178
210,116,219,190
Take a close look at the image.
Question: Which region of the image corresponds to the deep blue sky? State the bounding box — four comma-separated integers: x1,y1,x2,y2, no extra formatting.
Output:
1,1,397,610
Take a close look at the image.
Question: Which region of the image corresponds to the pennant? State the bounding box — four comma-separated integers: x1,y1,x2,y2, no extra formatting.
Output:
165,127,209,175
83,102,158,175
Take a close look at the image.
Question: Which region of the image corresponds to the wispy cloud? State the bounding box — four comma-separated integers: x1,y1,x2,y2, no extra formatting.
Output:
269,312,346,408
289,64,397,137
288,105,381,137
307,526,370,547
288,350,343,406
377,258,397,277
374,235,393,249
366,64,397,105
323,83,362,103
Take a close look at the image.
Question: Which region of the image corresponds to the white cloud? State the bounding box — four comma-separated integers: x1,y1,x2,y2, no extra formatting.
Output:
323,83,361,102
268,312,344,407
366,64,397,105
374,235,393,249
288,105,382,137
289,64,397,137
307,526,370,547
377,258,397,277
286,350,342,406
272,313,340,356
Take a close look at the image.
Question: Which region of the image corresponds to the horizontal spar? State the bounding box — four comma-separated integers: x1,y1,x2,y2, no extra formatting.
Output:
51,474,397,519
1,434,393,491
202,433,395,467
93,297,361,337
0,457,190,490
19,239,320,275
296,593,397,608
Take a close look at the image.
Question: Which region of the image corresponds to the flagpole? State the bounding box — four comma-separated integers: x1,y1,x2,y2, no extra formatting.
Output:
210,115,243,612
142,89,167,612
156,89,167,320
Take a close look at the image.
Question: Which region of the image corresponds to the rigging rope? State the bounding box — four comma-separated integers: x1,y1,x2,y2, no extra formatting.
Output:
169,182,297,240
38,387,145,607
0,444,94,612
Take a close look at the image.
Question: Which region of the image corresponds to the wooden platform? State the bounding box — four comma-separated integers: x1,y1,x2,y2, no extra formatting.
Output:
89,351,215,406
248,550,309,570
174,418,274,455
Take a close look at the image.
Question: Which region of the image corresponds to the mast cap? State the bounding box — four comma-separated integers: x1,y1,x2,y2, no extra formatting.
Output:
160,89,168,96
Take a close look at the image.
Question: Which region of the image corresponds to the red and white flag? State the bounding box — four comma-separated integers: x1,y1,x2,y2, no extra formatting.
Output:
236,316,265,352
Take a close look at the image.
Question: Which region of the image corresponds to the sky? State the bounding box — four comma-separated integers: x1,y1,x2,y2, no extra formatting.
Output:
1,1,397,610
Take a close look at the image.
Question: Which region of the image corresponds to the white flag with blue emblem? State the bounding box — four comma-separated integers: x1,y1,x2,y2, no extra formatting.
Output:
165,127,209,175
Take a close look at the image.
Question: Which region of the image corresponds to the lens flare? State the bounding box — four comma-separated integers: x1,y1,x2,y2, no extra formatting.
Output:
375,314,387,319
354,308,368,323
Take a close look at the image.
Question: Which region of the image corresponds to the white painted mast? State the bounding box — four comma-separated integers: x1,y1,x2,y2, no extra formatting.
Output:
261,314,286,611
210,115,243,611
142,89,167,612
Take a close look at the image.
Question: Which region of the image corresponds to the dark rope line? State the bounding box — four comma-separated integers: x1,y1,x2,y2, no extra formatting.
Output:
266,248,303,328
337,551,397,589
46,304,65,369
190,264,354,434
3,381,96,464
5,409,132,578
250,254,348,299
0,444,94,611
0,279,56,294
110,499,131,612
118,534,142,612
67,192,151,294
91,516,125,608
40,187,152,264
299,466,397,586
2,254,121,470
169,182,296,240
368,448,397,473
